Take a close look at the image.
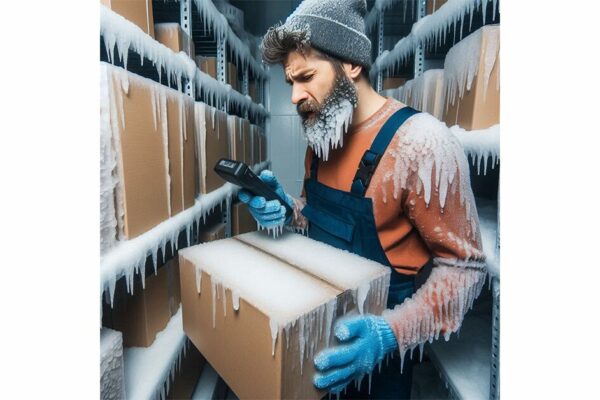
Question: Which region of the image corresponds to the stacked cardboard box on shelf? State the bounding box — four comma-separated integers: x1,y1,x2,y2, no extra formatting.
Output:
102,258,181,347
196,56,217,79
228,62,239,92
199,222,226,242
195,103,230,194
443,25,500,130
101,0,155,38
227,116,251,164
382,77,407,90
231,202,256,235
154,23,195,59
427,0,448,14
179,231,391,399
101,63,196,240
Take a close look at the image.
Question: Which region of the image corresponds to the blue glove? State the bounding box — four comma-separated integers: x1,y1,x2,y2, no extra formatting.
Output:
238,170,294,228
313,315,398,394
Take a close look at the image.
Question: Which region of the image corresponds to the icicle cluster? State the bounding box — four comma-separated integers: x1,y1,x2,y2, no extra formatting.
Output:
450,124,499,175
410,69,445,119
100,5,269,120
382,265,487,370
372,0,499,78
193,0,267,80
443,25,500,111
381,112,479,235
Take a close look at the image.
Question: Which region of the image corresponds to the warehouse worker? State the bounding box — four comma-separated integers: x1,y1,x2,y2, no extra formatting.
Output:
238,0,487,398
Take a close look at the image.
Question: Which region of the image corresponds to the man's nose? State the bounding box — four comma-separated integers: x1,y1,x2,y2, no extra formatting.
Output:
291,83,309,105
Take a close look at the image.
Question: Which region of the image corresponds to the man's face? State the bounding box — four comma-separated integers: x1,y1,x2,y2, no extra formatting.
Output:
283,49,358,160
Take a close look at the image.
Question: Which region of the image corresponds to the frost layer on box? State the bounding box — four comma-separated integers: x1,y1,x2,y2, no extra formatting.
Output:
178,231,391,398
101,328,125,400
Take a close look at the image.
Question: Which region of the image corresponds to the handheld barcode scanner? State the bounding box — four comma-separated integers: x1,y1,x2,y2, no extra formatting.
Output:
214,159,293,221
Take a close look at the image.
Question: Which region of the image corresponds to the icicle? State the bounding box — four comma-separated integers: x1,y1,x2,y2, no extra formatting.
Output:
211,279,217,328
222,284,227,317
419,342,425,363
269,318,279,357
357,282,370,314
232,290,240,311
299,315,305,374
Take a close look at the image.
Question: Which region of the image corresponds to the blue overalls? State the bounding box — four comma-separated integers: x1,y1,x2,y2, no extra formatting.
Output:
301,107,421,399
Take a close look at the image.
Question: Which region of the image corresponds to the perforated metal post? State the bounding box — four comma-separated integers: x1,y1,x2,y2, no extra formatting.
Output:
414,0,426,77
490,277,500,400
223,196,232,238
217,35,227,111
376,11,384,92
243,66,249,119
181,0,195,98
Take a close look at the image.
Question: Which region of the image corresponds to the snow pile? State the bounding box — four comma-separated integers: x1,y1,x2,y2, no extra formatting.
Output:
383,265,487,372
179,231,389,372
101,328,126,400
443,24,499,109
123,308,187,400
371,0,499,78
450,124,499,175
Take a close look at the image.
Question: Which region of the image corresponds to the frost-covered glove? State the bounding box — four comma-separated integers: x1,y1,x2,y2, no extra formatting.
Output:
313,315,398,394
238,170,294,228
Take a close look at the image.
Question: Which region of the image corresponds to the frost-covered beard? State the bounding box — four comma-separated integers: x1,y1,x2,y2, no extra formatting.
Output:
297,72,358,161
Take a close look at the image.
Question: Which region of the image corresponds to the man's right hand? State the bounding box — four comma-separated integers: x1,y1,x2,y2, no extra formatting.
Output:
238,170,293,228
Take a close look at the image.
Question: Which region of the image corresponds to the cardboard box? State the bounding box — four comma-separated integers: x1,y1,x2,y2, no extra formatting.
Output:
232,202,257,235
227,62,238,91
103,258,180,347
248,80,257,102
443,25,500,130
178,231,391,399
260,129,267,162
196,56,217,79
227,115,243,162
252,125,260,166
101,0,155,38
101,63,170,239
199,222,226,242
195,103,229,194
167,91,197,216
242,118,252,165
167,343,206,400
382,77,407,90
154,23,195,59
427,0,448,14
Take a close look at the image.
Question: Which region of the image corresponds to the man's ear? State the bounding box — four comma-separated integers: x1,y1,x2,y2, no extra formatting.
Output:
343,63,363,81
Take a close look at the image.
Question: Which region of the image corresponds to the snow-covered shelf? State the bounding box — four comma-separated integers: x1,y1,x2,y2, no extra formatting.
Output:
100,5,269,121
426,285,493,400
192,0,267,80
451,124,499,175
100,161,271,304
123,307,187,400
476,198,499,279
370,0,499,79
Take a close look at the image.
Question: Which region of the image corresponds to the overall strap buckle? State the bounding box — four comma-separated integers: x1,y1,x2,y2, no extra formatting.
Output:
354,149,382,190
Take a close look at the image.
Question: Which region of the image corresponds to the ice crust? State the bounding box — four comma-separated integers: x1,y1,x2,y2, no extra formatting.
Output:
443,25,500,110
450,124,499,175
410,69,445,119
100,5,268,120
101,328,125,400
371,0,499,80
100,63,270,304
179,231,390,368
123,307,187,400
383,265,487,371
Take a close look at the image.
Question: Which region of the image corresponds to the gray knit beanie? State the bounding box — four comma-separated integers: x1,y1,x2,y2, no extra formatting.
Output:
276,0,372,68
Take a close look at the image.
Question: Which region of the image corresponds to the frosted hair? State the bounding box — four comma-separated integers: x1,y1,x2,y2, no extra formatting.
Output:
260,23,370,81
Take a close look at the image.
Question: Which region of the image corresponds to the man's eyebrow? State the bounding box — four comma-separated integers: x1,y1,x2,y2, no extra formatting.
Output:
285,68,314,84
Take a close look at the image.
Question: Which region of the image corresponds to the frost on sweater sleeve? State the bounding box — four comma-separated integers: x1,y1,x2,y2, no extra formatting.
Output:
380,114,487,357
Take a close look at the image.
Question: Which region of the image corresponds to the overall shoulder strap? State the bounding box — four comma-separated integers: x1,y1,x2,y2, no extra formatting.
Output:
350,106,420,196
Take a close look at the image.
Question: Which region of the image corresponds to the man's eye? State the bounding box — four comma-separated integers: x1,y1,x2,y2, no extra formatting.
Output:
298,75,314,82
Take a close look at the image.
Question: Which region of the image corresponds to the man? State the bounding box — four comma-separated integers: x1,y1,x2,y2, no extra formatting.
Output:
238,0,487,398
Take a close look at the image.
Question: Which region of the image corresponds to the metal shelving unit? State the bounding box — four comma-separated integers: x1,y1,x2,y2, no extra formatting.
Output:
366,1,501,398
